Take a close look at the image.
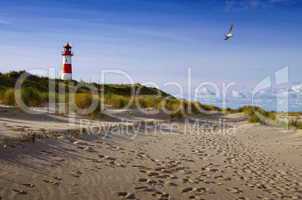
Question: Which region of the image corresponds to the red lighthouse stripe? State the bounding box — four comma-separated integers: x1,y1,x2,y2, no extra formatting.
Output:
62,51,73,56
63,64,72,73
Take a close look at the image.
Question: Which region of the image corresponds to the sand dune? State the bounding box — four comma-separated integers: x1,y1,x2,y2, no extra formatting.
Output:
0,107,302,200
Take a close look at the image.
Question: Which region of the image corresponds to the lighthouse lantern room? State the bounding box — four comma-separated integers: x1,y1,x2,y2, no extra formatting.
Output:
61,42,73,80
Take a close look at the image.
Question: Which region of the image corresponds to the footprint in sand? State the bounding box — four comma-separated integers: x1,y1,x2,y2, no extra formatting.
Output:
22,183,35,188
138,178,148,182
12,189,27,195
182,187,193,193
43,179,60,186
165,181,178,187
117,192,136,199
53,176,62,181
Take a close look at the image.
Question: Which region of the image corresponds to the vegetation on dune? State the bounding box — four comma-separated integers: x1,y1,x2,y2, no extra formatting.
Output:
104,94,131,109
235,106,276,124
0,71,170,97
198,104,222,112
169,110,185,120
73,93,102,118
222,107,238,114
21,87,48,107
288,118,302,129
0,71,223,119
134,96,163,109
1,88,15,106
74,93,94,110
0,87,47,107
0,71,301,127
234,106,302,130
0,71,49,92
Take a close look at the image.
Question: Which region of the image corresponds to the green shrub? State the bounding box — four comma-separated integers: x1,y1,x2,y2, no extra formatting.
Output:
1,88,15,106
0,87,47,107
248,113,261,123
170,110,185,120
0,87,5,99
162,99,182,114
199,104,221,112
134,96,162,109
75,93,93,109
21,87,45,107
183,101,219,114
104,94,131,108
223,107,238,114
190,102,202,114
74,93,103,118
289,119,302,129
237,106,276,124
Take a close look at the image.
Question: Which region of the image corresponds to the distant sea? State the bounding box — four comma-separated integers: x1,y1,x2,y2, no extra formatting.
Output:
200,97,302,112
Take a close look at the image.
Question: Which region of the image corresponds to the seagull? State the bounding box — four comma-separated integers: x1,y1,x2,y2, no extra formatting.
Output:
225,24,234,40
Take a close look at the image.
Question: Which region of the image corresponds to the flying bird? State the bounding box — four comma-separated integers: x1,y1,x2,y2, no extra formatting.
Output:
225,24,234,40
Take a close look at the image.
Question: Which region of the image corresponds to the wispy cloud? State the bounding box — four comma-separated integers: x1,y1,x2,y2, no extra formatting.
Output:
0,19,11,25
225,0,296,11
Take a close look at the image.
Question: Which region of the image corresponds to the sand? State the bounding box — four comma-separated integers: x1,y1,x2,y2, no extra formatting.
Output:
0,107,302,200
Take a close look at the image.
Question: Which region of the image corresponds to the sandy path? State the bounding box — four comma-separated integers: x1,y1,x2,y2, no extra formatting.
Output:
0,120,301,200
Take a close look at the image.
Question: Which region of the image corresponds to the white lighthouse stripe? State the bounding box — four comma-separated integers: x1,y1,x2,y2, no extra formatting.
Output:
63,56,72,64
61,73,72,80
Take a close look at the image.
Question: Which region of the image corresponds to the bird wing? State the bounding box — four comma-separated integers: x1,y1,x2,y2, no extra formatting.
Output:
228,24,234,34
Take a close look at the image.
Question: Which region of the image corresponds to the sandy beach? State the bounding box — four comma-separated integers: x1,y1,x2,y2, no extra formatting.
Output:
1,0,302,199
0,107,301,200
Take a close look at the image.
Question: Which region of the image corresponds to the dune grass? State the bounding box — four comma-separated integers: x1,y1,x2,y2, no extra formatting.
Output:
73,93,103,118
21,87,48,107
1,88,15,106
2,71,300,126
103,94,131,109
74,93,94,109
0,87,47,107
235,106,276,123
288,119,302,129
0,71,223,118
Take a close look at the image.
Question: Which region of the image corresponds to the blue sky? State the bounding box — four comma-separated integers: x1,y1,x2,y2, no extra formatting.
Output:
0,0,301,93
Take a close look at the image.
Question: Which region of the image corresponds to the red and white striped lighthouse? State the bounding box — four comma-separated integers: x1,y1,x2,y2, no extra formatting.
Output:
61,42,73,80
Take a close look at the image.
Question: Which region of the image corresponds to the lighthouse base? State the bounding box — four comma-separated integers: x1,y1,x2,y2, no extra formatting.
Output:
61,73,72,80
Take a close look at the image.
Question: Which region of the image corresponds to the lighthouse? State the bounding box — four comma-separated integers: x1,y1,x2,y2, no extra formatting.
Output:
61,42,73,80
